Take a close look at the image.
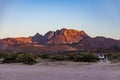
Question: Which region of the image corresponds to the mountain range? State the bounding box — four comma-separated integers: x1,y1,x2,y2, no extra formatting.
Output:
0,28,120,53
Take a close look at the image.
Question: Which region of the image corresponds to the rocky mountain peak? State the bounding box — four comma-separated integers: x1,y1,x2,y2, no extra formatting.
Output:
46,28,89,44
34,33,42,37
31,28,89,44
44,31,55,39
32,33,43,43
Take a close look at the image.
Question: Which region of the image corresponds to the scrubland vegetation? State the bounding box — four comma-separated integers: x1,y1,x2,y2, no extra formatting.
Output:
0,52,37,65
105,53,120,62
0,51,120,65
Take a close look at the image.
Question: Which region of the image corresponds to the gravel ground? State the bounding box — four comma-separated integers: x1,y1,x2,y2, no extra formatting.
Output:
0,61,120,80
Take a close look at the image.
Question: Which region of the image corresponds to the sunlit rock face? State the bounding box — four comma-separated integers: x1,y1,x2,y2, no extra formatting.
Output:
0,37,32,45
46,28,89,44
0,37,32,51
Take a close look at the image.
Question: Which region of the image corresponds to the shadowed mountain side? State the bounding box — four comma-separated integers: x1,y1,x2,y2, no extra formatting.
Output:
19,44,77,53
32,33,45,44
71,37,120,50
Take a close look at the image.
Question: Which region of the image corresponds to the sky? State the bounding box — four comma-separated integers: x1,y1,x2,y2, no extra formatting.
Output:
0,0,120,39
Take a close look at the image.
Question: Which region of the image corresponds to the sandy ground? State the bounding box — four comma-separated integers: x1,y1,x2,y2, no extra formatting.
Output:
0,61,120,80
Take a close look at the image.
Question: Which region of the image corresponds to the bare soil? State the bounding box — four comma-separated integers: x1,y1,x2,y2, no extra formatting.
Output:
0,61,120,80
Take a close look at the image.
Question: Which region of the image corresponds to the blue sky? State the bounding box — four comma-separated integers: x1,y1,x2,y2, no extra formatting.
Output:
0,0,120,39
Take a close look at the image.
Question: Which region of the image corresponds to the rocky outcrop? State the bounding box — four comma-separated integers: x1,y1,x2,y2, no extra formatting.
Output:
32,33,43,44
45,28,89,44
0,37,32,45
0,37,32,51
44,31,55,40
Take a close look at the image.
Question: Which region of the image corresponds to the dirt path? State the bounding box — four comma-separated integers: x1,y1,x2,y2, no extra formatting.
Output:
0,62,119,80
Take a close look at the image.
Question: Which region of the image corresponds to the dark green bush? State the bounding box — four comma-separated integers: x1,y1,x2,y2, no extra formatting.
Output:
2,53,18,63
2,53,37,65
106,53,120,60
16,53,36,65
0,52,8,59
51,55,66,61
73,53,99,62
38,54,50,59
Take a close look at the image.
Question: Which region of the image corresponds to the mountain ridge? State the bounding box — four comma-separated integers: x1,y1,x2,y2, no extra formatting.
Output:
0,28,120,53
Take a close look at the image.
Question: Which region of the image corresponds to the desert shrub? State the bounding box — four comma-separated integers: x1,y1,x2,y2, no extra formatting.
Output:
106,53,120,61
16,53,36,65
2,52,37,65
2,53,18,63
65,54,75,61
29,54,38,59
0,52,8,59
16,54,24,62
38,54,50,59
51,55,66,61
73,53,99,62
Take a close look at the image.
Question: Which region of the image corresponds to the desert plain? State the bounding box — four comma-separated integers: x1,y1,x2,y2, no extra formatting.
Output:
0,61,119,80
